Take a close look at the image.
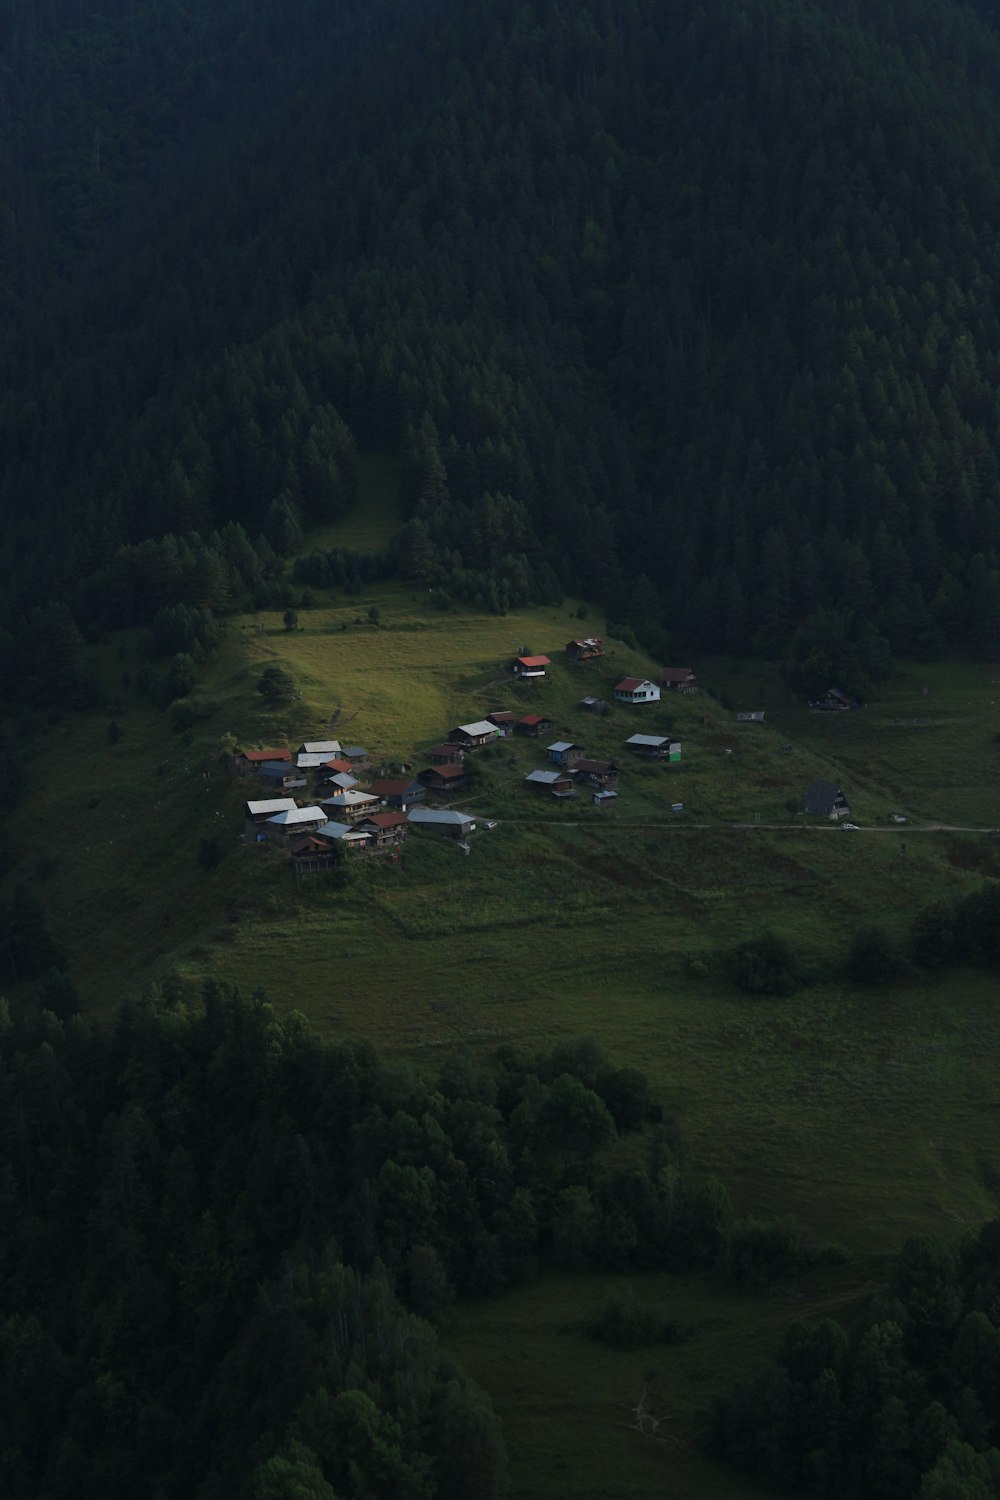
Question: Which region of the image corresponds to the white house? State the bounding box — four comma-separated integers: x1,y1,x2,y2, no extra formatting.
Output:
614,677,661,705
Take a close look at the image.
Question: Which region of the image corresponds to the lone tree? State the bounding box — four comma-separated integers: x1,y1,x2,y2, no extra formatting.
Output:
846,924,904,984
282,608,298,632
257,664,295,705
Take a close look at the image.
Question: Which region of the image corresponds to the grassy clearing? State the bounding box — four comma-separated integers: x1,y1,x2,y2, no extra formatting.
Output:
8,569,1000,1498
306,453,404,554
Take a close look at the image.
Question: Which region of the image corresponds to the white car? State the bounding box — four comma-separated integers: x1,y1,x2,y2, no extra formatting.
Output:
841,822,860,830
891,814,909,824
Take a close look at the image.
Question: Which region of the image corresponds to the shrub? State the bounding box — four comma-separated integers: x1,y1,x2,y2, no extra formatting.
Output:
584,1289,689,1350
725,931,799,996
845,925,904,983
724,1216,811,1288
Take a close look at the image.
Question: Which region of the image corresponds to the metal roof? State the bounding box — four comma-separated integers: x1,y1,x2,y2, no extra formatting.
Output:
315,820,369,841
325,772,359,789
300,740,342,754
297,752,339,768
547,741,576,753
322,789,379,807
455,720,498,738
246,798,298,816
242,747,290,762
343,746,368,758
408,808,474,826
625,734,671,747
266,806,327,826
525,770,566,785
516,654,551,667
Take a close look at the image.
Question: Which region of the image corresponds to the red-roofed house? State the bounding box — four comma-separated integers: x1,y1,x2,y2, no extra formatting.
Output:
368,778,425,810
565,637,604,661
614,677,661,704
419,763,469,792
515,714,555,737
357,812,408,846
428,743,465,765
513,654,551,678
238,747,291,774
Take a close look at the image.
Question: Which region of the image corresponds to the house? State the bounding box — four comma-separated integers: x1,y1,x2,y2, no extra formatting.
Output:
809,686,856,712
803,780,851,819
513,654,551,678
297,751,342,771
407,807,476,840
419,763,469,793
368,778,425,810
343,746,371,767
258,762,307,792
322,757,355,775
245,797,298,827
614,677,661,705
324,771,360,791
428,743,466,765
237,747,291,775
574,757,619,789
735,711,766,723
659,668,697,692
288,835,344,874
321,789,382,823
448,720,499,750
565,637,604,661
298,740,342,757
486,711,515,736
264,806,328,847
546,741,584,767
315,820,372,852
515,714,554,737
357,812,408,846
579,695,605,713
624,734,679,760
524,769,576,797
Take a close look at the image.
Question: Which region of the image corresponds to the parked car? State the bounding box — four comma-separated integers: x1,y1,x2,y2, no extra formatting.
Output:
841,822,860,830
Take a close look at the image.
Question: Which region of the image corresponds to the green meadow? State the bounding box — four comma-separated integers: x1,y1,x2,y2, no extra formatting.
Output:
9,476,1000,1498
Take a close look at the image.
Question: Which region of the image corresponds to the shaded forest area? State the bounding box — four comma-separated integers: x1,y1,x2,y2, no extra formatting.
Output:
3,0,1000,693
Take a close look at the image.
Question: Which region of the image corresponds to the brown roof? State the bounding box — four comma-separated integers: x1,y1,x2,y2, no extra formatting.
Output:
518,714,546,726
615,678,649,692
243,747,291,763
369,779,410,796
423,762,467,780
487,711,515,723
323,757,353,773
288,835,330,855
516,655,551,667
660,667,694,683
575,758,615,774
361,812,408,829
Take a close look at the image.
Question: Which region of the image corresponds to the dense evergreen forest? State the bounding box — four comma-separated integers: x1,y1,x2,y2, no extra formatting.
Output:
4,0,1000,693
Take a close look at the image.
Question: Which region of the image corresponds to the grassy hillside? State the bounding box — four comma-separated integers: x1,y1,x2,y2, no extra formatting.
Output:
8,543,1000,1498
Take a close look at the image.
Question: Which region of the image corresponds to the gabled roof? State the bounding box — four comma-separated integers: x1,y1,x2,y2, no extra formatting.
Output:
518,714,547,727
322,789,380,808
409,807,474,827
315,820,369,841
246,798,298,817
288,835,332,855
525,769,568,785
259,760,302,776
422,762,467,780
516,654,551,668
298,752,339,769
266,806,327,826
323,758,353,773
659,667,694,683
615,677,656,693
300,740,342,755
574,758,616,774
326,772,359,790
369,778,416,796
359,812,408,830
242,747,290,763
454,720,498,738
547,741,577,754
487,710,515,723
343,746,369,758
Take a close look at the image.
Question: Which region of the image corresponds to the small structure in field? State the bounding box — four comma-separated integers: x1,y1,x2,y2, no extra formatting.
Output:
625,734,680,761
547,741,585,767
809,687,856,712
592,789,618,807
659,667,697,693
565,637,604,661
515,714,554,737
408,807,476,839
574,757,620,789
513,653,551,679
524,769,576,797
735,710,766,723
238,747,291,775
579,695,606,714
368,778,425,810
264,806,328,847
803,780,851,819
614,677,661,705
448,720,499,750
419,763,469,793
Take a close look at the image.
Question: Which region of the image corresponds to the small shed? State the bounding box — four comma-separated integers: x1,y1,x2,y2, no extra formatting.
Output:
809,687,856,712
614,677,661,705
592,789,618,807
